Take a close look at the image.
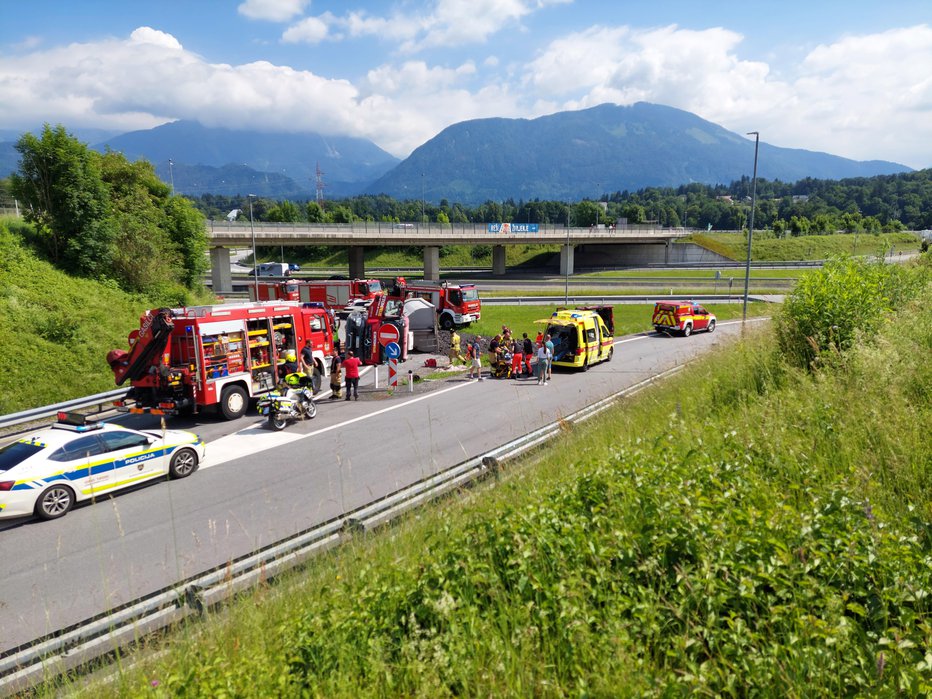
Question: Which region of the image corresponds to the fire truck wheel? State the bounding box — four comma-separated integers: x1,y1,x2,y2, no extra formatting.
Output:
682,323,692,337
169,448,199,479
220,385,248,420
35,485,75,520
707,320,716,333
440,314,454,331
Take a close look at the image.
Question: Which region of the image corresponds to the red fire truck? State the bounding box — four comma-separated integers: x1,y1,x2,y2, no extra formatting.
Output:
391,278,481,329
107,302,335,420
342,292,410,365
250,278,382,311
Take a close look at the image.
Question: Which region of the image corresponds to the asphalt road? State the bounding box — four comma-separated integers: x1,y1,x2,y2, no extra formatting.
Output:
0,320,765,654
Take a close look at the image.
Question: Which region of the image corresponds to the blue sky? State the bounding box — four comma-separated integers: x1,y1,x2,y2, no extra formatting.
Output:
2,0,931,168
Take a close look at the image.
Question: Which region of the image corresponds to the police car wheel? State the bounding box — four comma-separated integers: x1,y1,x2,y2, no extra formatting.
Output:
707,320,716,333
35,484,75,520
169,448,199,479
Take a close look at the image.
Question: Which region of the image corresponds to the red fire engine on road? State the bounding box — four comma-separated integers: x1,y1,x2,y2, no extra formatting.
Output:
390,278,481,329
250,278,382,311
107,302,335,420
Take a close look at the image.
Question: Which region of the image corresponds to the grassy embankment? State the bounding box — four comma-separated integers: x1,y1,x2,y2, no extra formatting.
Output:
690,230,921,261
65,254,932,697
0,219,158,414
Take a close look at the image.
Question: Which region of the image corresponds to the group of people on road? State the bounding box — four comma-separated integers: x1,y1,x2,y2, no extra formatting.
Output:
453,327,553,383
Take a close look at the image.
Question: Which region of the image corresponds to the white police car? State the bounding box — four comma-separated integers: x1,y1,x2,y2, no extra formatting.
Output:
0,412,205,521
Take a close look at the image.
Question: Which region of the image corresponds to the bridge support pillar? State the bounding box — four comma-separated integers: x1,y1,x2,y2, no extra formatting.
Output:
423,245,440,281
559,244,575,276
348,246,366,279
492,245,506,275
210,246,233,294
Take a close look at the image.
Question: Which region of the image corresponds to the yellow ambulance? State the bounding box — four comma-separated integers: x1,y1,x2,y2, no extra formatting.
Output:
538,306,614,370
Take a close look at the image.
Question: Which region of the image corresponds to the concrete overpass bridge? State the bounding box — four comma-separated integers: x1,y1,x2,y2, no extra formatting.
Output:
207,220,690,293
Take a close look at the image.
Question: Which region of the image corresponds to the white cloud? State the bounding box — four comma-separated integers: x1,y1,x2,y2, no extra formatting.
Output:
524,23,932,168
129,26,184,51
281,16,329,44
238,0,309,22
291,0,571,52
1,19,931,168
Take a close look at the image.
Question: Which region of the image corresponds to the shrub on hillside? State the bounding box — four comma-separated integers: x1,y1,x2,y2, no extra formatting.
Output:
775,256,924,369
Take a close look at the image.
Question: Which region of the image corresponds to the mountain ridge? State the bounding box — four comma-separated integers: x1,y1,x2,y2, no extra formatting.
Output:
0,103,911,203
365,103,910,203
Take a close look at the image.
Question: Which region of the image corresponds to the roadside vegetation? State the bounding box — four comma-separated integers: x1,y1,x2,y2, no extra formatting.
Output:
61,252,931,697
690,230,920,261
0,218,212,415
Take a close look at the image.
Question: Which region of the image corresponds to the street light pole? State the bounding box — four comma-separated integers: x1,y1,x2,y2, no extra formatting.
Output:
248,194,258,293
742,132,760,324
565,205,571,305
168,159,175,196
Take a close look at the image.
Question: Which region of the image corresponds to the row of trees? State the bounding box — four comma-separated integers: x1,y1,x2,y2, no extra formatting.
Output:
193,168,932,236
7,125,208,300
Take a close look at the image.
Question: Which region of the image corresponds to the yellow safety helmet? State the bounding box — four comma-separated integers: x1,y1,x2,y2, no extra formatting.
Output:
285,351,297,362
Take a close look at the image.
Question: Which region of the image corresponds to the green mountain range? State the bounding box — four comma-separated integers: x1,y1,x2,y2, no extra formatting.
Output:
365,102,910,203
2,103,910,204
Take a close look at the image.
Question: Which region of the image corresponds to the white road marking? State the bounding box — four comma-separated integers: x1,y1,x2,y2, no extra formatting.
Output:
202,379,475,470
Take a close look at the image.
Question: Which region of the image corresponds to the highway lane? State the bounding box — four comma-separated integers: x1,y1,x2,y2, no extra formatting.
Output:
0,321,762,654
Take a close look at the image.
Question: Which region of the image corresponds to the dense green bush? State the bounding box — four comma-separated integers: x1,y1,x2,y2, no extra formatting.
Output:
775,256,926,369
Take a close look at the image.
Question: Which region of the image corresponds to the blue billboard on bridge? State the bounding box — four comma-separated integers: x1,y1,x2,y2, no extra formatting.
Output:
487,223,539,233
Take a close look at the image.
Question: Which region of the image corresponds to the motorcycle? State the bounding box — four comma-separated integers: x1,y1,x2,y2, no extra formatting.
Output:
257,373,318,430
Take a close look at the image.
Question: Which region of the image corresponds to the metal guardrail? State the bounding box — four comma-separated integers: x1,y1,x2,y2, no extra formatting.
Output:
0,389,125,432
0,364,684,696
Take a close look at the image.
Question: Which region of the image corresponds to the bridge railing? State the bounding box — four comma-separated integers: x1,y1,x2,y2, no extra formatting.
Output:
208,220,692,236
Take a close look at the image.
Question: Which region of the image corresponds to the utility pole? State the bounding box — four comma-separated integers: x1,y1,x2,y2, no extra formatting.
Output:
742,132,760,325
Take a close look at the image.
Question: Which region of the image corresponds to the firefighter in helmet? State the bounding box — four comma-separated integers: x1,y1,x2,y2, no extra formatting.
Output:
279,349,299,380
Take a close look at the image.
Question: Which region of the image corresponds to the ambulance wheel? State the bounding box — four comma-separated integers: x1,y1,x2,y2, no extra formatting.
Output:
582,356,590,372
269,414,288,431
169,448,199,479
682,323,692,337
607,347,614,362
220,385,248,420
707,320,716,333
440,315,454,331
35,484,75,520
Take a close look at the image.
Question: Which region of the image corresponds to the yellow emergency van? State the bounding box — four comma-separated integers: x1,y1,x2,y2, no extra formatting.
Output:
538,306,614,370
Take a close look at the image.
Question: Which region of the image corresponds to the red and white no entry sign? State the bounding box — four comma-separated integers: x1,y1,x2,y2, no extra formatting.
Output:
378,323,400,346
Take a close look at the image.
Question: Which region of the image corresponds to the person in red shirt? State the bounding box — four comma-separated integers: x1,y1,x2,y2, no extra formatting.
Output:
342,350,362,401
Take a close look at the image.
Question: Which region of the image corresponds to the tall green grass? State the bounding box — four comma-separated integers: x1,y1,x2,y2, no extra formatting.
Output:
69,255,932,697
692,231,921,261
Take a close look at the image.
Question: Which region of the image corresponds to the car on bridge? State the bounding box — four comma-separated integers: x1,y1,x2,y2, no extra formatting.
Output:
0,413,204,521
